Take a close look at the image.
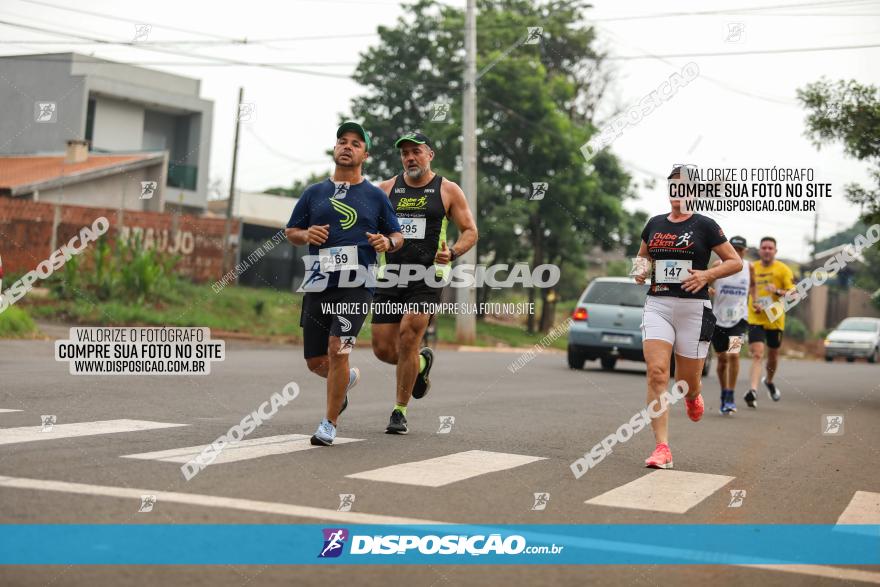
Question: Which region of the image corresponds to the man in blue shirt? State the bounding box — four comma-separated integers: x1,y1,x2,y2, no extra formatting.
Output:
285,121,402,446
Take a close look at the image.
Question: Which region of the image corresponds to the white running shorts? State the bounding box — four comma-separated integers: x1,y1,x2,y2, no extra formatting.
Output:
641,296,715,359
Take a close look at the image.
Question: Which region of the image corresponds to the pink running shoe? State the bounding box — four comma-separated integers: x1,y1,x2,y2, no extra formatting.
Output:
685,394,704,422
645,443,673,469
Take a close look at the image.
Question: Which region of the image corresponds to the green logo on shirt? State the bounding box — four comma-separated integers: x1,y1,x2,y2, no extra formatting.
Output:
330,198,357,230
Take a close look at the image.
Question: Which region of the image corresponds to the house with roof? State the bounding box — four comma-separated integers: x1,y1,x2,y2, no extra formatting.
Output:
0,140,167,212
0,52,213,213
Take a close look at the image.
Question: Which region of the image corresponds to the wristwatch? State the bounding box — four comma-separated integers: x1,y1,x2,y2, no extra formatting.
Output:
450,247,459,261
386,235,396,251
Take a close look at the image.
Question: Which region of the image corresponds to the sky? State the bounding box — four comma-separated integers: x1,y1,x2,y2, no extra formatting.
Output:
1,0,878,261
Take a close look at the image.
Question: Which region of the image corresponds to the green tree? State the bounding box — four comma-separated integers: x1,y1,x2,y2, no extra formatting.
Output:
348,0,639,332
798,79,880,305
813,221,868,251
797,79,880,224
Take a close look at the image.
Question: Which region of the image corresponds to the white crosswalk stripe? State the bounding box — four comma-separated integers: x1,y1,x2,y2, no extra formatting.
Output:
346,449,546,487
836,491,880,525
122,434,363,464
0,409,22,413
585,470,735,514
0,419,186,446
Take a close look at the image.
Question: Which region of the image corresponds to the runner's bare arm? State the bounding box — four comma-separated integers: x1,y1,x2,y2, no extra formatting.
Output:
634,241,650,284
377,177,396,196
440,179,478,260
286,226,329,246
682,242,741,294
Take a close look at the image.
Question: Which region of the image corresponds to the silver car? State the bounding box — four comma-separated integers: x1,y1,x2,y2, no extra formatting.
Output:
824,317,880,363
567,276,712,375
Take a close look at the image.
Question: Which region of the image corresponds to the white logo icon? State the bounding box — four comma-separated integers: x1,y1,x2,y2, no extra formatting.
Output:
430,102,450,122
237,103,255,123
40,414,56,432
530,182,548,201
139,495,156,512
133,24,151,42
525,27,543,45
338,494,356,512
728,489,746,508
321,530,346,557
338,336,356,355
823,414,844,435
675,231,693,247
332,182,350,199
338,316,352,333
437,416,455,434
725,23,745,43
140,181,158,200
35,102,57,123
531,492,550,511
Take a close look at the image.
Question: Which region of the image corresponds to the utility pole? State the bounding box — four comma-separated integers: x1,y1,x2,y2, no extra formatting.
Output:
456,0,478,344
811,206,819,266
224,87,244,274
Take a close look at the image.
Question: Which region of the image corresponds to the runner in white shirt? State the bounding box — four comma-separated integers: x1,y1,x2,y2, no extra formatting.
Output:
708,236,755,414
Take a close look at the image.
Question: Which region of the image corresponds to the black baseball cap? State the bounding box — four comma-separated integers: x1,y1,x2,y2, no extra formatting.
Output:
336,121,371,151
730,236,747,249
395,131,433,149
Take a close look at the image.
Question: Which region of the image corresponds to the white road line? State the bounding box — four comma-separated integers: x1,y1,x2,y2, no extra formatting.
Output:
122,434,363,464
836,491,880,525
346,450,546,487
0,476,447,525
0,419,186,446
585,470,735,514
0,409,22,413
740,565,880,584
0,476,875,583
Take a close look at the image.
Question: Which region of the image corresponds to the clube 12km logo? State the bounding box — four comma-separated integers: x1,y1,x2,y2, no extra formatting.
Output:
317,528,551,558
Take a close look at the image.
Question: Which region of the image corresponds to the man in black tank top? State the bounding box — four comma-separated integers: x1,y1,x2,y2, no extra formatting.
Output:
373,132,478,435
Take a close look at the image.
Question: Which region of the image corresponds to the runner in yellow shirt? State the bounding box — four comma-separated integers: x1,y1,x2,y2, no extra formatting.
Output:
745,236,796,408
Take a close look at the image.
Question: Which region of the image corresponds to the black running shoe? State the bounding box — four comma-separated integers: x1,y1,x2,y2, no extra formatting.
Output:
411,347,434,400
385,409,408,435
744,389,757,409
762,377,781,402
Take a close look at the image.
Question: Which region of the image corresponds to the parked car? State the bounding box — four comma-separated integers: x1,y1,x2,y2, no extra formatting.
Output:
824,317,880,363
567,277,712,375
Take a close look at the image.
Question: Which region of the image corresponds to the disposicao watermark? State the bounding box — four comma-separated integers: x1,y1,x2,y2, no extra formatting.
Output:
508,319,572,374
299,260,561,293
580,62,700,162
181,382,300,481
764,224,880,322
0,216,109,314
570,380,689,479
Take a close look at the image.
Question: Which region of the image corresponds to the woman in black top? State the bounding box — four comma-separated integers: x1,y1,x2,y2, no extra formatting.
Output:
633,165,742,469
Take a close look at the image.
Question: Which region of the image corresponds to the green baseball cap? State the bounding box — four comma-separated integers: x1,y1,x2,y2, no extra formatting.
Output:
336,121,371,151
394,131,433,149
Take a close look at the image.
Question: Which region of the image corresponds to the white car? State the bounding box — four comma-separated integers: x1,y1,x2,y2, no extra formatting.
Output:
824,317,880,363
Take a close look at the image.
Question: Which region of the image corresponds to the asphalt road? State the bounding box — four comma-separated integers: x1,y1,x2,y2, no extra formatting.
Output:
1,327,878,586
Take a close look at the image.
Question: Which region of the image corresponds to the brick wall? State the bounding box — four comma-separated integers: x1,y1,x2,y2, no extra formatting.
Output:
0,197,237,282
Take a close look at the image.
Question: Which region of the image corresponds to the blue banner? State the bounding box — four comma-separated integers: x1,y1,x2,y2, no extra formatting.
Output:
0,524,877,565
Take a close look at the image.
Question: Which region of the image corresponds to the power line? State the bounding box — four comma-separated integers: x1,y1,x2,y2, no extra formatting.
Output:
594,25,798,105
0,19,354,79
0,55,358,67
603,42,880,60
589,0,880,22
15,0,242,42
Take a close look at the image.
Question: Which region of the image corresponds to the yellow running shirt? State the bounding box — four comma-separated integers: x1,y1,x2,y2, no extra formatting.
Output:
747,260,796,330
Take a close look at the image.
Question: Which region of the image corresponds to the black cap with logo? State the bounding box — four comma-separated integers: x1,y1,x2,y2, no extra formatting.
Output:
394,132,433,150
729,236,747,249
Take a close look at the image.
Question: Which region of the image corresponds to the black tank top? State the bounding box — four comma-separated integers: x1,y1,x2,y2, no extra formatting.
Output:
387,173,448,267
